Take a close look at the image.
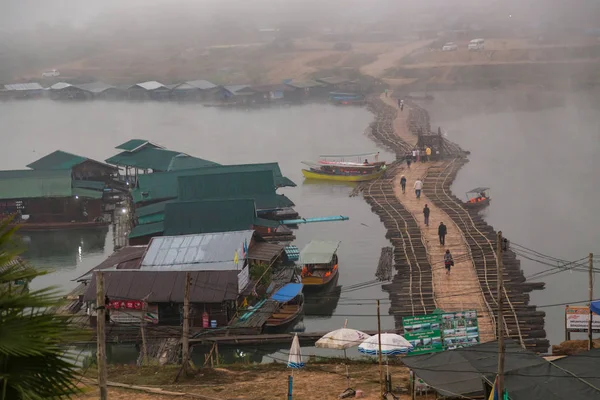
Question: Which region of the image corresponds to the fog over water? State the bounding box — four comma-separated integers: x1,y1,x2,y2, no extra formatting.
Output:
0,100,395,336
423,90,600,345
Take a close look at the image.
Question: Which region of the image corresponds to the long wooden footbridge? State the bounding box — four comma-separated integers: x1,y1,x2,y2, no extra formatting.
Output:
362,95,548,353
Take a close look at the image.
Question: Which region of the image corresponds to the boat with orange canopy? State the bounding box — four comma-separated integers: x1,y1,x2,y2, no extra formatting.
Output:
464,187,491,209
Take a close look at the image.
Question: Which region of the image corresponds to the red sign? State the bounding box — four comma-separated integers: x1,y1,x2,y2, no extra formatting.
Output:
108,300,144,310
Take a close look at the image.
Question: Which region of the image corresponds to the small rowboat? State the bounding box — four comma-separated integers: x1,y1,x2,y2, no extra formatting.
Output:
300,241,341,292
464,187,491,209
265,283,304,331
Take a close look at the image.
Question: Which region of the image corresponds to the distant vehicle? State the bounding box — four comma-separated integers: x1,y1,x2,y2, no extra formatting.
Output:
41,69,60,78
442,42,458,52
468,39,485,51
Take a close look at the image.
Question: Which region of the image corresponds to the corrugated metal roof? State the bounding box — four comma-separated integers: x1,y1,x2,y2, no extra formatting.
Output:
73,246,146,281
285,80,324,89
299,241,340,264
75,82,115,93
4,83,44,91
49,82,72,90
224,85,254,95
251,84,292,93
0,169,72,199
106,147,186,171
174,80,217,90
167,154,219,171
132,162,294,204
128,221,164,239
115,139,163,152
248,242,284,262
83,269,240,303
316,76,351,85
132,81,167,91
141,230,254,271
177,171,295,210
26,150,115,172
163,198,275,236
27,150,86,170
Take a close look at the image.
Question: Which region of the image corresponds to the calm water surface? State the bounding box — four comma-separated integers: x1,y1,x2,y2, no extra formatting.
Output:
423,90,600,346
0,100,396,347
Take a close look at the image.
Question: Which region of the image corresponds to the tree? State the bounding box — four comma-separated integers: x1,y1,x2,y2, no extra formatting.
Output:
0,217,84,399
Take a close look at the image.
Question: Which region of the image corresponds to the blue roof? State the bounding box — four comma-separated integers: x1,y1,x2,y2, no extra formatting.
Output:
271,283,303,303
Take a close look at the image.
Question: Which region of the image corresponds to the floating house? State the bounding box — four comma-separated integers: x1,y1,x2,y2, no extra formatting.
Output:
127,81,170,101
315,76,357,92
83,230,284,327
48,82,90,100
105,139,219,184
222,85,258,103
0,169,108,230
128,198,290,245
131,162,295,206
250,84,292,103
284,80,327,101
76,82,124,100
3,83,44,99
171,80,220,101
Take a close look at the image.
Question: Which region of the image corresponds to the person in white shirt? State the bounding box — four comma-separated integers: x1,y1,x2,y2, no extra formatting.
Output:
412,149,417,162
414,178,423,199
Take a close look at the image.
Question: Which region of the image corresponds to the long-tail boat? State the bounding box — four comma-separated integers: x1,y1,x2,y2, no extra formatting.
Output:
300,241,341,292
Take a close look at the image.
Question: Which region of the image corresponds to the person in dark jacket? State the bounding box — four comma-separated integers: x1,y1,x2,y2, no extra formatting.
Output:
444,249,454,275
400,175,407,193
423,204,430,226
438,222,447,245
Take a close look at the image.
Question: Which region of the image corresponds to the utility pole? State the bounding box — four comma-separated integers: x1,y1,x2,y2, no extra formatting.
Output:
496,232,505,399
95,271,108,400
182,272,191,373
589,253,594,351
140,305,148,365
377,300,384,399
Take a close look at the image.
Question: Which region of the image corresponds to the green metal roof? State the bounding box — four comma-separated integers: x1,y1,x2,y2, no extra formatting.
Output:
0,170,72,199
128,221,164,239
167,154,220,171
177,171,294,210
163,198,277,236
132,162,295,204
26,150,87,170
105,147,185,171
115,139,162,152
299,241,341,264
72,180,106,190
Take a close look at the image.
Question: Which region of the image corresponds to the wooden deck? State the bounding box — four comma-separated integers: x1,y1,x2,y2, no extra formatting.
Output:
382,93,496,342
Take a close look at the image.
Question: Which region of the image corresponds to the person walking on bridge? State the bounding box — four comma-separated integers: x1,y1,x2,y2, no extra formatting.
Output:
438,222,447,245
414,178,423,199
425,146,431,162
400,175,407,194
444,249,454,275
423,204,430,226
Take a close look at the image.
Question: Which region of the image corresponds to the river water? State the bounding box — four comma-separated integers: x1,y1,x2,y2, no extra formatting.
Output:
3,92,596,362
422,90,600,346
0,100,396,351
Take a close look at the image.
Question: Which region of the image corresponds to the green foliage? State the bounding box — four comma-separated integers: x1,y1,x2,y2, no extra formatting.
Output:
0,217,86,399
250,262,271,287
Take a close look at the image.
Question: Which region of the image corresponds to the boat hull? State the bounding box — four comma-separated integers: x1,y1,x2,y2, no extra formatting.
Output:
464,199,491,209
301,169,384,182
302,269,339,292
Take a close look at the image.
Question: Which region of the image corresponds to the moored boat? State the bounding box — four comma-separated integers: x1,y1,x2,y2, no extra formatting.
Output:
301,161,386,182
265,283,304,331
318,152,383,167
300,241,341,292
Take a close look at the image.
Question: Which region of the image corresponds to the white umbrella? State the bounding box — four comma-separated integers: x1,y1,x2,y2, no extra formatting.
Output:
358,333,413,356
316,328,372,351
288,333,304,369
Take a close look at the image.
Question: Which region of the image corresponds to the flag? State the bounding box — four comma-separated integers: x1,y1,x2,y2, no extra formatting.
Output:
488,376,497,400
234,250,239,266
242,239,248,260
